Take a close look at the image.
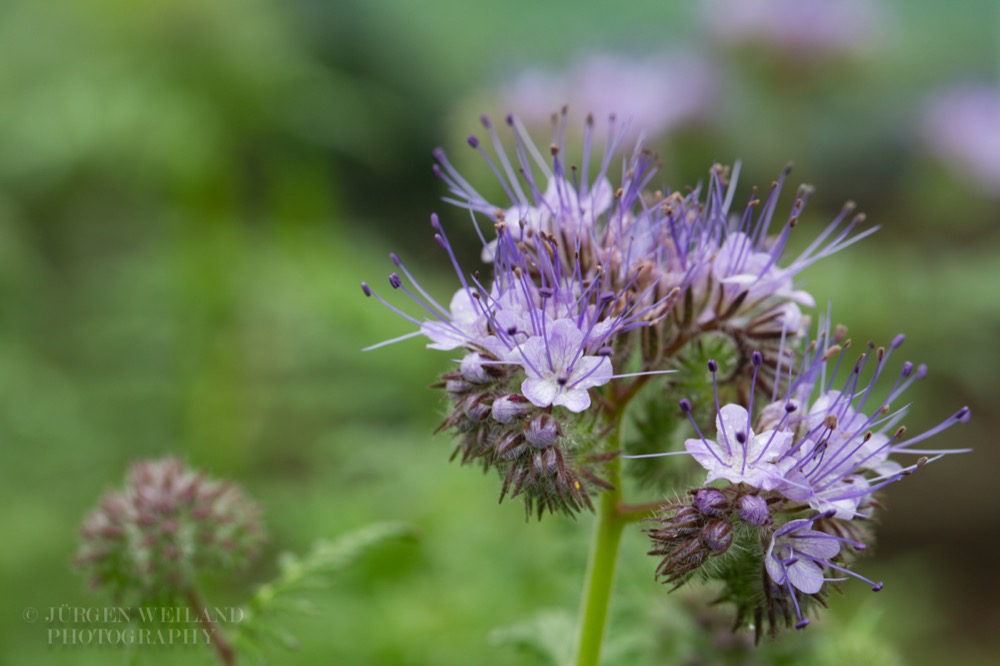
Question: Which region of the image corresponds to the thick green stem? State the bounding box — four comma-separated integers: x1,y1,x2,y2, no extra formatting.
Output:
574,435,624,666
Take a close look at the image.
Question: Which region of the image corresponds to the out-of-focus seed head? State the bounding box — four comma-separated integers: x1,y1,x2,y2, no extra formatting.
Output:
75,458,264,603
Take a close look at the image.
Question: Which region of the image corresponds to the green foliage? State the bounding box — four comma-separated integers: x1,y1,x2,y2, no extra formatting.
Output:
234,522,417,662
490,609,576,666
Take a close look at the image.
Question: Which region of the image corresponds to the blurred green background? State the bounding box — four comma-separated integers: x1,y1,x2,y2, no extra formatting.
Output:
1,0,997,664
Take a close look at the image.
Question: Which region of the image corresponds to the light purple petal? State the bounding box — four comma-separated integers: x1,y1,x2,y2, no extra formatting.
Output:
787,558,825,594
716,403,752,446
774,518,815,538
685,438,727,474
778,475,813,502
789,531,841,560
521,377,558,407
421,322,467,351
552,387,592,412
765,542,786,585
749,430,792,462
569,355,613,390
546,319,585,371
519,335,551,380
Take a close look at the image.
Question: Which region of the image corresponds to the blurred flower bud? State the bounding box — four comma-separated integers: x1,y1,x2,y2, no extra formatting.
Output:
694,488,729,516
737,494,772,526
491,394,534,423
700,520,733,554
525,414,560,448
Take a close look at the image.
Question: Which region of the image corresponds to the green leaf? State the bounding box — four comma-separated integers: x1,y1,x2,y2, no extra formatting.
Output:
490,609,576,666
233,522,417,662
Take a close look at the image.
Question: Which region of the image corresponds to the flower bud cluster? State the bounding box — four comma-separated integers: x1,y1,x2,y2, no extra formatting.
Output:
75,458,264,603
437,354,612,518
648,320,969,634
363,113,872,519
648,486,774,588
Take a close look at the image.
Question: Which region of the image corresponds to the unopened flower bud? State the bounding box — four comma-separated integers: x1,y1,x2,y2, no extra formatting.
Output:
699,520,732,554
525,414,560,448
461,394,491,422
460,353,492,384
737,494,771,526
491,394,534,423
445,378,471,395
694,488,729,517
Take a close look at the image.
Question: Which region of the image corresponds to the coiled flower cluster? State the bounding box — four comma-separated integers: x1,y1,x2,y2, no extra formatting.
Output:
363,111,870,518
75,458,265,603
644,323,969,636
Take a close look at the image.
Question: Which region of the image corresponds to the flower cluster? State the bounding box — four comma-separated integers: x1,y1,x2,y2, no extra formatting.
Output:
644,322,970,635
362,112,871,517
75,458,265,603
499,52,717,142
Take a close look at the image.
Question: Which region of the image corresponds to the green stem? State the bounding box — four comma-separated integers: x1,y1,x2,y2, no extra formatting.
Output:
574,431,625,666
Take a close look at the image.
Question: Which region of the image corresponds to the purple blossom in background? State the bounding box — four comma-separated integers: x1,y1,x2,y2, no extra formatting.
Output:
500,52,718,141
921,84,1000,196
702,0,884,59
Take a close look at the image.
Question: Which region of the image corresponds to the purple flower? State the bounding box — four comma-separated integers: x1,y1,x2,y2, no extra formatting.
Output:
517,318,612,412
499,52,718,141
765,518,840,595
684,403,794,490
362,114,880,518
921,84,1000,196
768,324,971,518
702,0,885,60
765,516,884,629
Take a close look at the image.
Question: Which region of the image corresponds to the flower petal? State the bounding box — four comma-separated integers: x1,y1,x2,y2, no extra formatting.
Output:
552,387,591,413
685,438,728,474
787,558,825,595
521,377,558,408
568,355,613,390
789,530,842,560
716,404,752,449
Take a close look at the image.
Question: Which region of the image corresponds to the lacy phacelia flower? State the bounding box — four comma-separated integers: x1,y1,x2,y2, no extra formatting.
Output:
363,113,872,517
75,459,264,603
681,358,794,490
643,320,969,636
